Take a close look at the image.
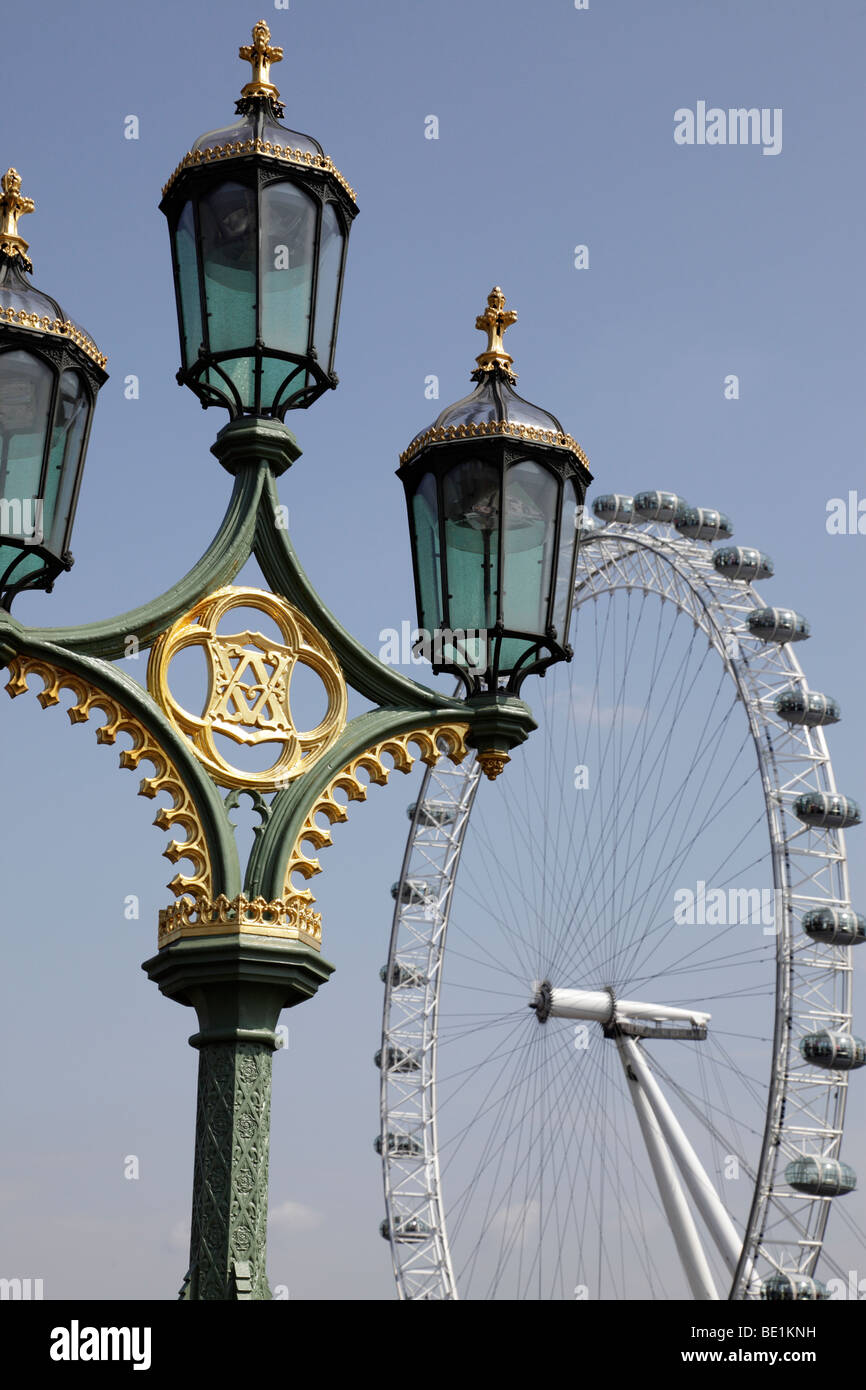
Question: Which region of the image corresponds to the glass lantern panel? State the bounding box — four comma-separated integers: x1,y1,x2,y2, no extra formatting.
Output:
175,199,204,369
0,278,63,324
496,633,538,674
211,355,255,407
442,458,501,634
260,181,316,357
411,472,442,635
199,181,257,357
433,377,499,431
191,114,323,160
46,371,89,554
0,546,44,590
0,349,53,533
312,203,344,373
502,459,558,635
551,479,583,640
259,357,310,413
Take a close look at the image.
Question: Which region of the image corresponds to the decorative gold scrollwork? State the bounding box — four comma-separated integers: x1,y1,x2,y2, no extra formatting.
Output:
5,655,212,902
283,723,469,899
158,891,321,950
399,418,590,468
147,587,348,792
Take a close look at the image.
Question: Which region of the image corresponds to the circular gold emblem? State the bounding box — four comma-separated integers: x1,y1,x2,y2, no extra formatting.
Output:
147,587,347,790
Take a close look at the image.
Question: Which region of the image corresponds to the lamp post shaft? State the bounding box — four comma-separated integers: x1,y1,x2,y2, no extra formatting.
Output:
143,933,334,1300
188,1036,275,1300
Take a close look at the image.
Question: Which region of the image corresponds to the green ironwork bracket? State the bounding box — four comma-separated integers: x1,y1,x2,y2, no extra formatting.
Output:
0,630,241,899
0,416,536,915
247,706,467,900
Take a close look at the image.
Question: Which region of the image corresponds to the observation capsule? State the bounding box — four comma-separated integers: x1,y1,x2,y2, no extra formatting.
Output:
374,1132,424,1157
577,508,605,536
633,490,688,523
374,1045,421,1073
713,547,773,582
774,688,840,727
793,792,861,830
391,879,433,906
799,1031,866,1070
380,1217,431,1243
801,907,866,947
674,505,734,542
748,608,810,643
592,494,634,524
760,1274,830,1301
380,961,427,988
408,801,457,828
784,1156,857,1197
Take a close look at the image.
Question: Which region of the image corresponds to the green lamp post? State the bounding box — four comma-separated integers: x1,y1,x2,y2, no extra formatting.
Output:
0,21,591,1299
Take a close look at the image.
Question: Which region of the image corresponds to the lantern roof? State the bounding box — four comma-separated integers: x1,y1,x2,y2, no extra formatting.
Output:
161,21,357,208
400,288,589,469
0,167,106,370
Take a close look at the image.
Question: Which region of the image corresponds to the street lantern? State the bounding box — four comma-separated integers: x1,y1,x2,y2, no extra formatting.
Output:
0,168,107,608
398,288,593,694
160,20,358,419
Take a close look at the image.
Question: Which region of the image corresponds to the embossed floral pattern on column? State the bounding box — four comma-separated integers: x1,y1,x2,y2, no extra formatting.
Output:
189,1042,273,1299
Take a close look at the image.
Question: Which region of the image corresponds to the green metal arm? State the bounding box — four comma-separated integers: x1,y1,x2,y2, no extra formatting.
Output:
15,461,268,660
246,705,473,900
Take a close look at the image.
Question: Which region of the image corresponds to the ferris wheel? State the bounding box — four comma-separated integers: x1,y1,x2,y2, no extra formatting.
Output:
377,490,865,1301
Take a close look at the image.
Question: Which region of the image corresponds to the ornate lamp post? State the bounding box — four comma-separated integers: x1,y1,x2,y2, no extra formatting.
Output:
0,23,591,1299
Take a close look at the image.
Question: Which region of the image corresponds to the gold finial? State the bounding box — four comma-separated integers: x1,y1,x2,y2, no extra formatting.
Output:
477,748,511,781
239,20,283,100
0,168,35,271
474,286,518,380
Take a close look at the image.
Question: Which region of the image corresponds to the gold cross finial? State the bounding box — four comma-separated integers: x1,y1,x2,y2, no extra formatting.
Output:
239,20,284,100
474,286,518,380
0,168,35,271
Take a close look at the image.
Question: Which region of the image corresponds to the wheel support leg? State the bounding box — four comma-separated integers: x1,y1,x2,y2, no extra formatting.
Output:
615,1036,719,1300
619,1035,755,1288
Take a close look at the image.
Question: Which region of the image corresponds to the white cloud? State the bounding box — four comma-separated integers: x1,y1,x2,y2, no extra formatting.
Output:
489,1199,540,1239
167,1219,189,1254
269,1200,323,1232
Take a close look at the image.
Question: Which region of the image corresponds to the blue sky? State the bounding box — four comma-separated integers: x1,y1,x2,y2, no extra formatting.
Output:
1,0,864,1299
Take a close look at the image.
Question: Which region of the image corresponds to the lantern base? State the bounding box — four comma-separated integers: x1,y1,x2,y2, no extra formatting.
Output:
210,416,302,477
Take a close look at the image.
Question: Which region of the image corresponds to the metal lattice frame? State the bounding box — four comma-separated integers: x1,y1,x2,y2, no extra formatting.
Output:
379,515,855,1299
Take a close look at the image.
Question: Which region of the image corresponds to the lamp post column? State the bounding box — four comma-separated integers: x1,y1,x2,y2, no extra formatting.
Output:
143,933,334,1300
